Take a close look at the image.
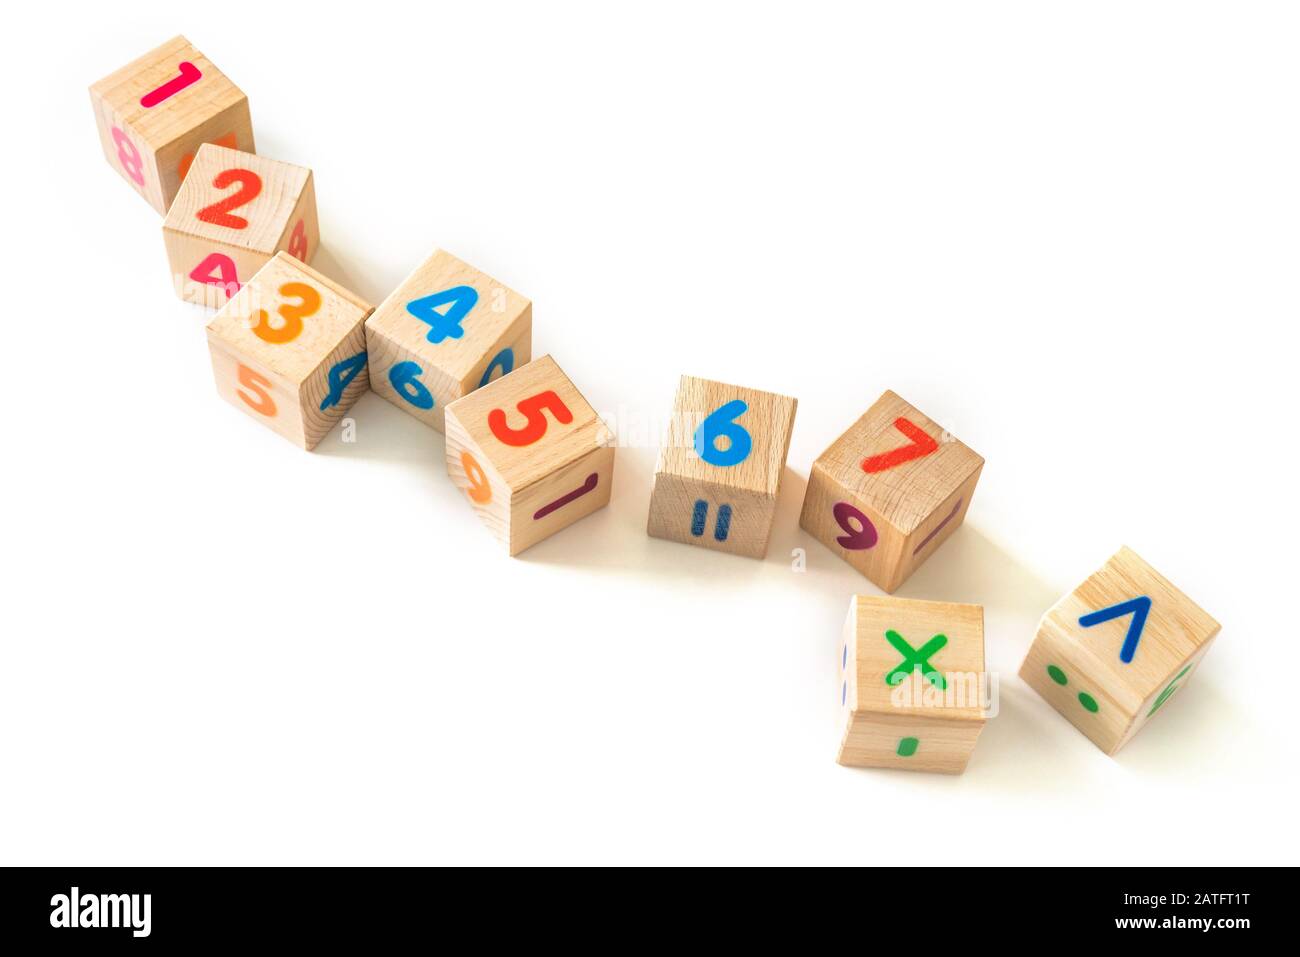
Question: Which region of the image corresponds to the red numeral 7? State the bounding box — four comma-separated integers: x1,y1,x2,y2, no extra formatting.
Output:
489,390,573,447
861,417,938,473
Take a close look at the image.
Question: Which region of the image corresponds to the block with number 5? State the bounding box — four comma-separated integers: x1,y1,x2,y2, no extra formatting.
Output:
646,376,798,559
800,391,983,592
445,356,614,555
206,253,372,450
89,35,255,214
163,143,318,307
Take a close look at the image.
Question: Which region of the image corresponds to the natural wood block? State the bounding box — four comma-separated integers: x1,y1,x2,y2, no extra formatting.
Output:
445,355,614,555
205,252,372,451
365,249,532,433
162,144,317,307
838,595,988,774
799,390,982,592
646,376,797,559
89,35,254,215
1019,546,1220,755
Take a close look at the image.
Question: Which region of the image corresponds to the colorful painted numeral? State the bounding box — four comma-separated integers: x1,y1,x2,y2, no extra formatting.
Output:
1148,663,1192,717
1046,664,1099,713
534,473,598,520
861,417,938,474
1078,595,1152,665
196,168,263,229
111,127,145,187
389,361,434,409
912,497,963,556
249,282,320,345
320,351,367,411
189,252,240,299
287,218,308,261
178,132,237,180
140,61,202,108
488,390,572,447
406,285,478,344
694,399,752,467
462,451,492,504
884,629,947,690
478,347,514,388
690,500,732,542
832,502,878,550
236,364,276,417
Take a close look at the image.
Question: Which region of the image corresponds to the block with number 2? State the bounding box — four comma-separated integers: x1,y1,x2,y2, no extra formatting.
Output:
800,391,983,592
445,356,614,555
206,253,372,450
163,143,317,307
365,249,532,433
89,35,255,215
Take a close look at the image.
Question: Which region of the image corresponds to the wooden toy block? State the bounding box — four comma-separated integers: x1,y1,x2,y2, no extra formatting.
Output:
364,250,532,433
162,144,317,307
445,355,613,555
205,252,372,450
1019,546,1220,755
800,391,982,592
839,595,988,774
646,376,797,559
89,35,254,215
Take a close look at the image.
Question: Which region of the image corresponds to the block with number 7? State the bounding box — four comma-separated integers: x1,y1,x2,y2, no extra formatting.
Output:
205,253,372,450
445,356,614,555
800,391,983,592
365,249,532,433
163,143,318,308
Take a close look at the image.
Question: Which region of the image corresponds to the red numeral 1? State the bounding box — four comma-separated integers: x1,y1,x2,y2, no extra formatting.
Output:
140,62,202,108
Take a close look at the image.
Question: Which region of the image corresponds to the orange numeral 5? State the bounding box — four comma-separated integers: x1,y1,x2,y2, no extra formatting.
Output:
236,364,276,416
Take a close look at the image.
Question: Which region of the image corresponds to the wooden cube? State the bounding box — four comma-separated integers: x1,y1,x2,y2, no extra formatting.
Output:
205,252,372,450
163,144,317,307
1019,546,1220,755
89,35,254,215
800,391,982,592
646,376,797,559
445,355,613,555
365,249,532,433
839,595,988,774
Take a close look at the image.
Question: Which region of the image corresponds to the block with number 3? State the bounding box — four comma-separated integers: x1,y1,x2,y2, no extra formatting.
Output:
646,376,797,559
206,253,372,450
163,144,317,307
445,356,614,555
800,391,983,592
365,249,532,433
90,36,255,215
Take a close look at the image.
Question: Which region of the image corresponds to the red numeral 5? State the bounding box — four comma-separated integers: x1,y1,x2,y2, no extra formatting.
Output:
196,169,262,228
488,390,573,447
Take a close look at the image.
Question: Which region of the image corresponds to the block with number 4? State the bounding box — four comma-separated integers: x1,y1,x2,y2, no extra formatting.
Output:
365,249,532,433
90,35,254,214
839,595,988,774
646,376,797,559
800,391,982,592
206,252,372,450
445,355,614,555
1019,546,1220,755
163,143,317,307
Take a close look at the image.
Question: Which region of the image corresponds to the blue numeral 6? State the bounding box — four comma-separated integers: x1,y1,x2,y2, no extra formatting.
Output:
694,399,752,467
390,360,434,409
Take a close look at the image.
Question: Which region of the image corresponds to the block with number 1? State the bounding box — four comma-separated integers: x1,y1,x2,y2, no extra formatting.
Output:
445,355,614,555
163,144,317,307
365,249,533,433
89,35,254,214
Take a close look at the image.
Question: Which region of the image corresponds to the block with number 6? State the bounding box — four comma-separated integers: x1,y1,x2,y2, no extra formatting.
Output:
90,35,255,214
365,249,532,433
206,253,372,450
163,143,317,307
646,376,797,559
800,391,983,592
445,356,614,555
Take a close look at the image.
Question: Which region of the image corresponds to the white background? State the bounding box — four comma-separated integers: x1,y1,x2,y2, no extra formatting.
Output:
2,2,1296,865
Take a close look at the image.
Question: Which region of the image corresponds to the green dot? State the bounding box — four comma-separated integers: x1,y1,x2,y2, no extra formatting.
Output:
897,737,919,757
1078,692,1099,713
1047,665,1068,686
